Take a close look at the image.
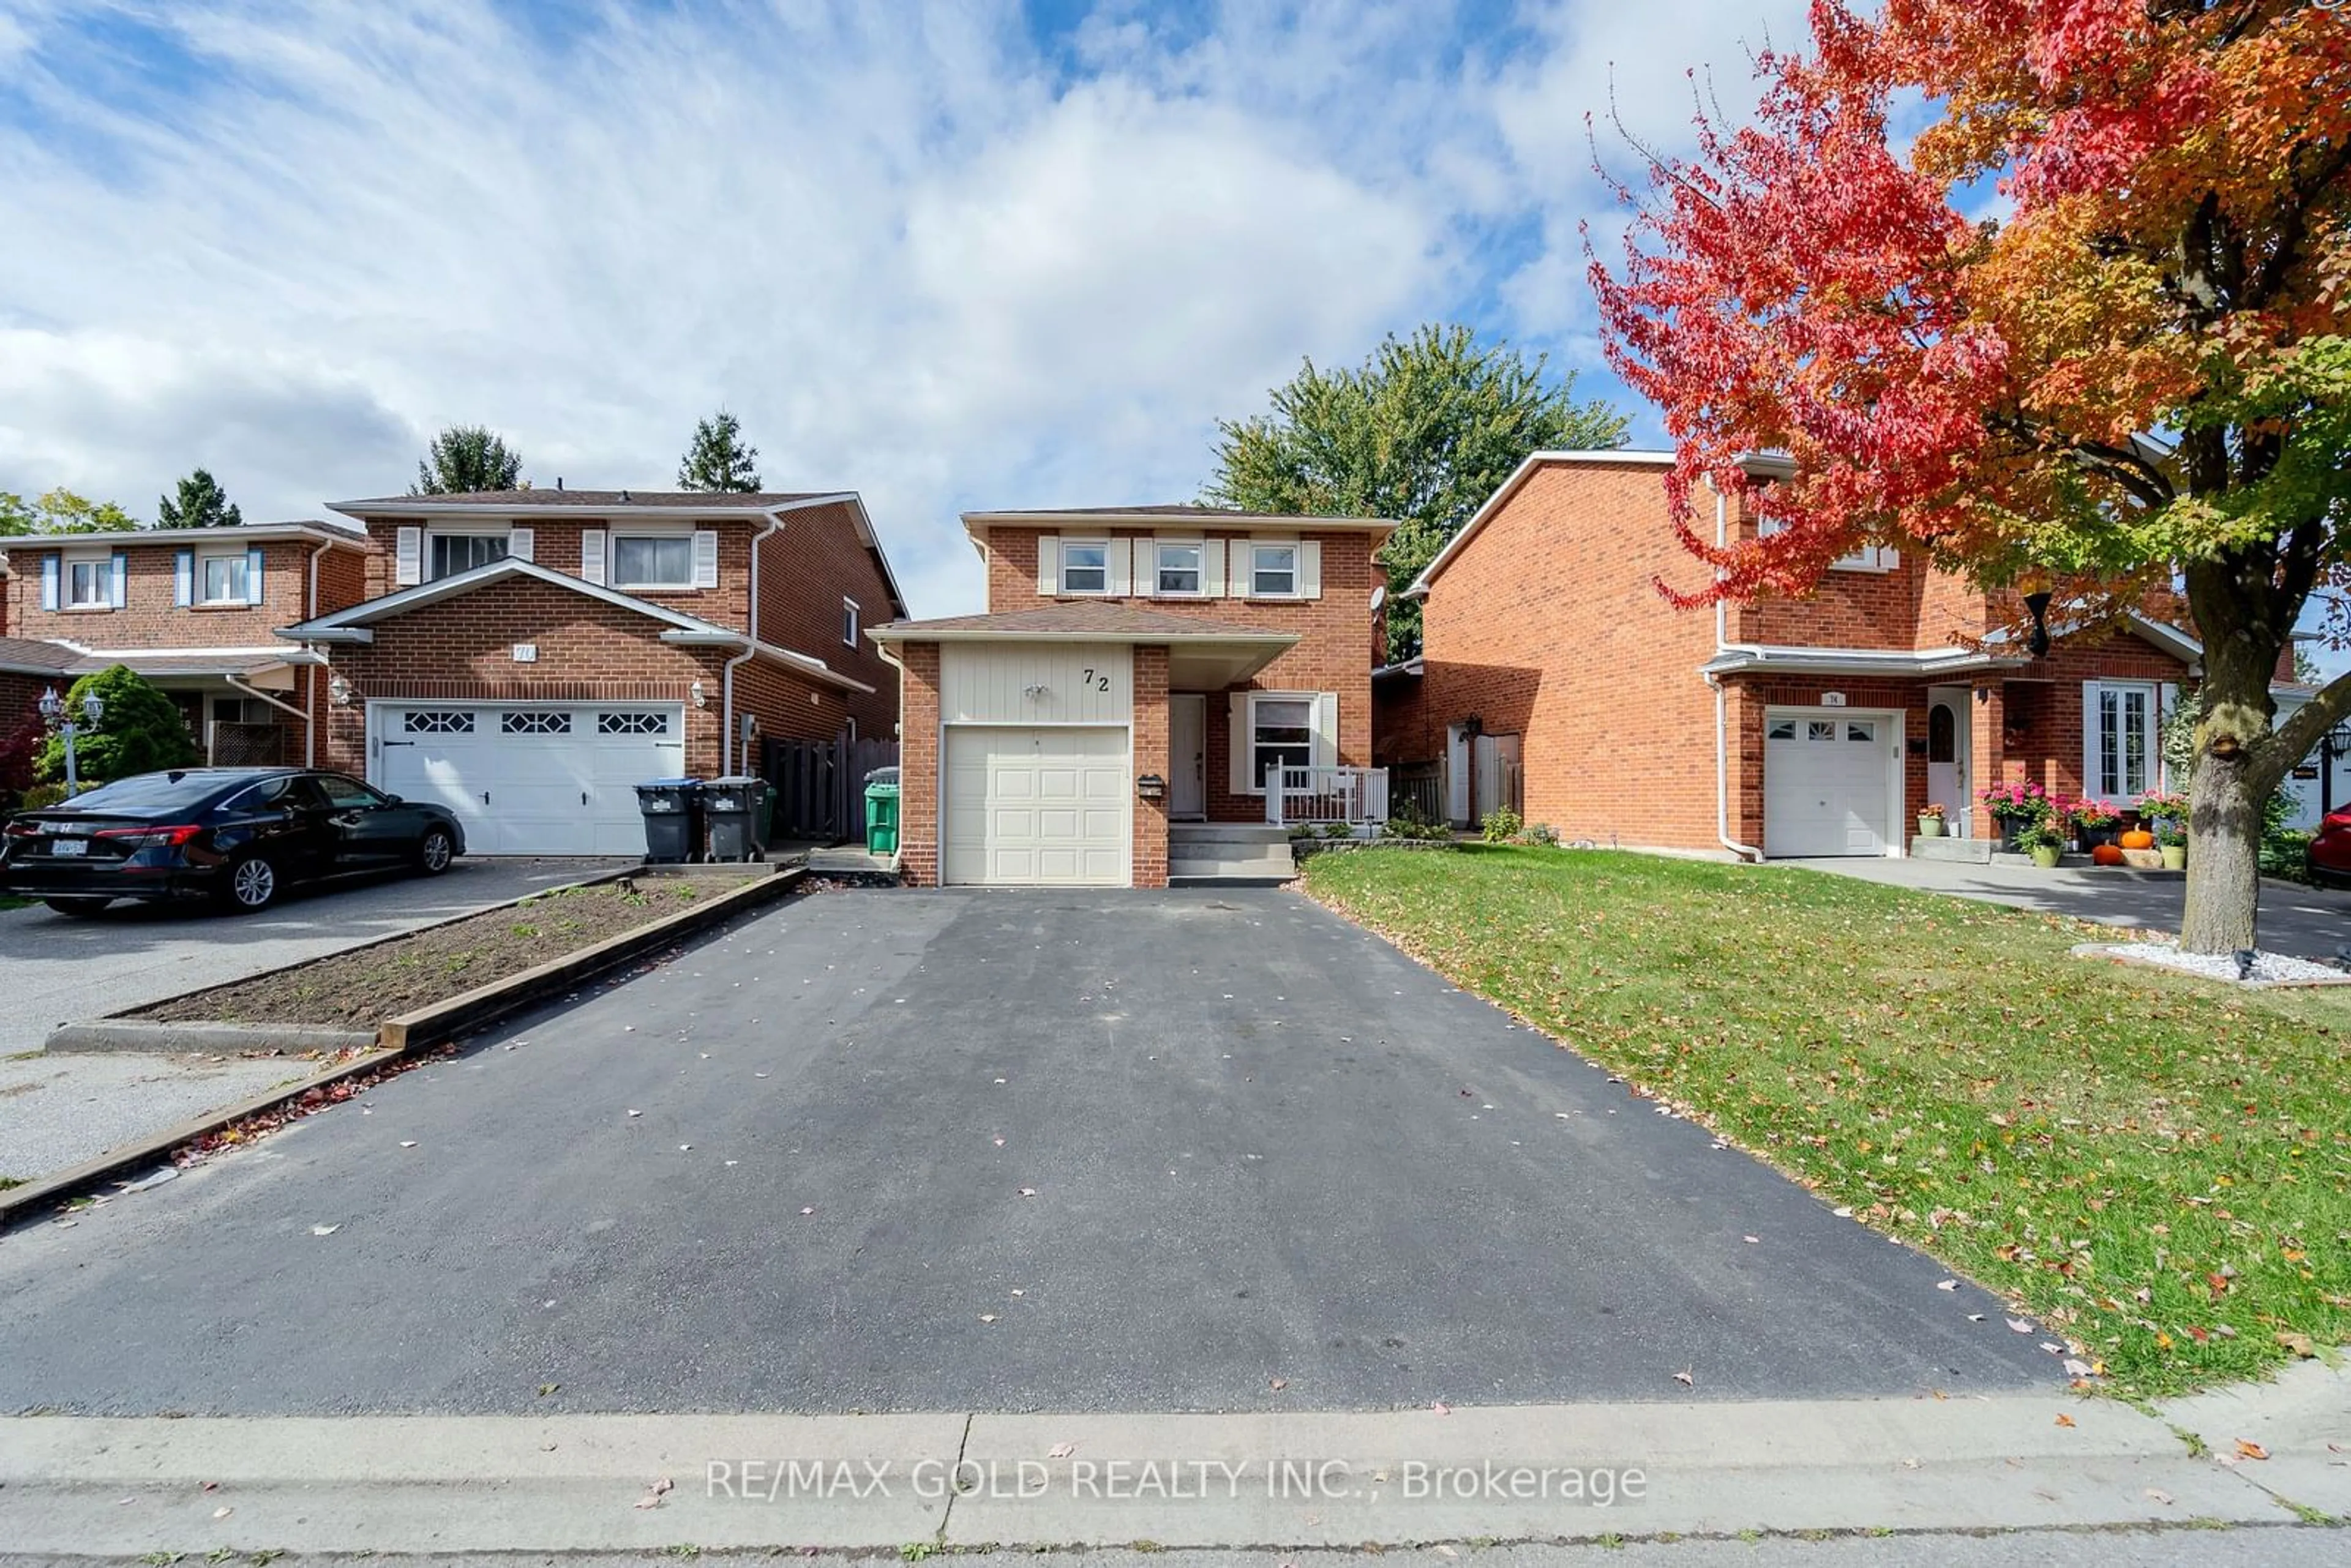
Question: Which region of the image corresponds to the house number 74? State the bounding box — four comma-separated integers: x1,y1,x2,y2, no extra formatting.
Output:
1079,668,1112,692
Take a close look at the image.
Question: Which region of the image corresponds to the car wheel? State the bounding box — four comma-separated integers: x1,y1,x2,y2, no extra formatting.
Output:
42,896,111,917
414,825,456,876
219,853,281,913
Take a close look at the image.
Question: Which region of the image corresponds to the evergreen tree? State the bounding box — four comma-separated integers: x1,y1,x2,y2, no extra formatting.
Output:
413,426,525,494
156,468,243,528
677,410,763,492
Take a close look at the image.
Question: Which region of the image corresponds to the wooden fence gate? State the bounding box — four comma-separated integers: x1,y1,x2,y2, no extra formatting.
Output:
762,733,899,843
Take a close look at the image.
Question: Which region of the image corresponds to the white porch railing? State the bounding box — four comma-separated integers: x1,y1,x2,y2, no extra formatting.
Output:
1264,765,1389,828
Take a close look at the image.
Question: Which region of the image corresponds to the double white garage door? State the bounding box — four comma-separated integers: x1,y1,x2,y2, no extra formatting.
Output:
376,702,686,855
1763,711,1895,857
942,727,1128,886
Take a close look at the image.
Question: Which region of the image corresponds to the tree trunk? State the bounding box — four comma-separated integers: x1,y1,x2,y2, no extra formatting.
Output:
2179,747,2262,953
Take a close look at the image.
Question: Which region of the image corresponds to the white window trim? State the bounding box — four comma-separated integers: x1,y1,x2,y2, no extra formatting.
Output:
842,596,861,647
1248,540,1299,599
1152,538,1207,598
2085,680,2159,801
426,529,510,581
1243,689,1319,795
609,531,699,591
1059,538,1112,596
197,552,249,606
64,554,113,609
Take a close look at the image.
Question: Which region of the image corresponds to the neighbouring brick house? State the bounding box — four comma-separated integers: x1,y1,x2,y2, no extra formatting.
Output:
279,489,905,855
869,506,1394,887
1377,451,2201,857
0,521,371,767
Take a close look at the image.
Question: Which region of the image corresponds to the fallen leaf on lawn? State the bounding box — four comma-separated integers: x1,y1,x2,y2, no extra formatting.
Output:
1832,1206,1854,1218
2145,1488,2173,1506
2063,1359,2093,1378
1047,1442,1076,1460
311,1224,339,1236
1673,1368,1695,1389
2006,1318,2034,1334
2055,1414,2075,1428
1935,1280,1958,1291
2236,1439,2270,1461
2276,1331,2317,1358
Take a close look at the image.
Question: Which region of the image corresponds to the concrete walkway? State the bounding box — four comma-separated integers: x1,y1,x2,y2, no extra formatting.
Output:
1780,856,2351,963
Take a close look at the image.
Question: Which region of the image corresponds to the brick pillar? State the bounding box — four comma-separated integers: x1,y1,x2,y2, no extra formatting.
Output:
897,643,942,886
1131,645,1171,888
1970,682,2004,842
1728,680,1766,854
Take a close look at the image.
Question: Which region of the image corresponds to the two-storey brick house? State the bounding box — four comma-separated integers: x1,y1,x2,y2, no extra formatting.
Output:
1,520,370,766
279,489,906,855
869,505,1395,888
1378,451,2200,857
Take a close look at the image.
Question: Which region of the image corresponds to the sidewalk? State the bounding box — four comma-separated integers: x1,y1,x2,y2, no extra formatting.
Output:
2,1365,2339,1556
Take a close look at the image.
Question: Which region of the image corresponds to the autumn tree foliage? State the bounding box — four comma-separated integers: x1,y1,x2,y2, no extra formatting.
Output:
1591,0,2351,953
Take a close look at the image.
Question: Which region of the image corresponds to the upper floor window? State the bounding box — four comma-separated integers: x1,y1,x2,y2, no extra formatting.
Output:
199,553,250,605
842,598,861,645
66,557,114,608
1250,543,1297,597
612,534,694,589
1156,542,1202,595
1060,541,1109,595
431,533,507,580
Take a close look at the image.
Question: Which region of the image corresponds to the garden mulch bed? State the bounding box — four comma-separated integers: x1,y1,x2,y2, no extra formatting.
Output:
130,876,755,1028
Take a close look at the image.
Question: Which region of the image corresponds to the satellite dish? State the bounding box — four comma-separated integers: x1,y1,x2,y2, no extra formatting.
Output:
1370,585,1387,612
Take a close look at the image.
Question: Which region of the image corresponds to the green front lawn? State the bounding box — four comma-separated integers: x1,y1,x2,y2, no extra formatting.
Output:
1303,845,2350,1398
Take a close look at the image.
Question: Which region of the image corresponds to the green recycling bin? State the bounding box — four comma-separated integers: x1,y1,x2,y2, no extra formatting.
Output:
863,778,900,856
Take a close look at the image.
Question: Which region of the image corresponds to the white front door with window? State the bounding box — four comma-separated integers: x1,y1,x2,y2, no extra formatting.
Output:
1764,711,1897,857
2083,681,2158,803
1925,686,1970,835
942,726,1129,885
374,703,686,855
1168,695,1206,819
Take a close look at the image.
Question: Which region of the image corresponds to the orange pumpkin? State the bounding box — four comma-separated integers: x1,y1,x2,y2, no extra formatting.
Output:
2091,843,2129,866
2119,829,2156,850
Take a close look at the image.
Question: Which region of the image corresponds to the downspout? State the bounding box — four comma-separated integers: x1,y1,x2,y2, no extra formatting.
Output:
1709,479,1764,863
721,493,863,777
303,539,332,768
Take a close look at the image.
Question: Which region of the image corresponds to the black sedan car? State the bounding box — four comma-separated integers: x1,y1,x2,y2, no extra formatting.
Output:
1,767,465,916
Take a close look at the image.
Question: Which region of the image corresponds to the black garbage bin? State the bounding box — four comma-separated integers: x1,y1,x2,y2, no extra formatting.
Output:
700,775,774,863
635,778,703,863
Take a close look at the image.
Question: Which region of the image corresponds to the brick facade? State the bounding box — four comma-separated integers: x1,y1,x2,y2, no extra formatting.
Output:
1404,457,2196,855
894,643,943,887
1131,645,1171,885
7,536,340,650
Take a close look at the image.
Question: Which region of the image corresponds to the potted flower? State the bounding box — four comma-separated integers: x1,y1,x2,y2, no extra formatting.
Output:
2135,789,2188,834
2155,820,2187,870
2015,817,2066,869
2069,797,2123,849
1917,802,1948,838
1978,781,2048,852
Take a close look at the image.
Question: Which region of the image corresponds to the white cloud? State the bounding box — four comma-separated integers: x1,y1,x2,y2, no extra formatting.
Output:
0,0,1797,612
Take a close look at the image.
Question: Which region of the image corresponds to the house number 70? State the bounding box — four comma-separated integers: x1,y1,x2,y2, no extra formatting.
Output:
1079,668,1111,692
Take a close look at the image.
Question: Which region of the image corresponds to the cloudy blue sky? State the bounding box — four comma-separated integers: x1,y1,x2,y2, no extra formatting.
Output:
0,0,1806,614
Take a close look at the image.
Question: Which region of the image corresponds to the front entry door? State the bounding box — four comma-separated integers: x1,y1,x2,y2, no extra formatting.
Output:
1169,695,1206,819
1926,687,1970,836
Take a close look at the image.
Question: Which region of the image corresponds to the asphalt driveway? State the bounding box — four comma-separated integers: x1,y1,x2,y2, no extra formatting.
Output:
0,888,2056,1415
0,857,632,1056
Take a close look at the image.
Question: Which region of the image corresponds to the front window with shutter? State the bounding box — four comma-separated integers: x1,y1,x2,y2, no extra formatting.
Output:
1250,696,1314,789
1060,541,1109,594
612,535,695,588
1251,543,1297,596
429,533,507,579
199,553,249,604
66,557,113,607
1155,542,1201,595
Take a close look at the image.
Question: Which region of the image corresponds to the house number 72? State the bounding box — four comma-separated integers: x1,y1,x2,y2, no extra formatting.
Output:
1079,667,1112,692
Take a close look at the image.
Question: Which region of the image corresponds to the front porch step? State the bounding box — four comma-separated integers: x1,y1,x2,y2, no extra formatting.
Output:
1909,835,1993,863
1169,823,1295,847
1169,846,1297,883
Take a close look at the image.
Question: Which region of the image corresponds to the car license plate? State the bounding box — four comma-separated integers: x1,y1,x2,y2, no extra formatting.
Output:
50,836,87,857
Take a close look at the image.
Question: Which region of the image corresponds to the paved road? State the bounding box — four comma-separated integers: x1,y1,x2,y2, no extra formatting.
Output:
0,888,2055,1415
1784,857,2351,961
0,857,632,1055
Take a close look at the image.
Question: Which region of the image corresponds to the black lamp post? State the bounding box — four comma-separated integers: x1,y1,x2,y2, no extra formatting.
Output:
2023,591,2053,657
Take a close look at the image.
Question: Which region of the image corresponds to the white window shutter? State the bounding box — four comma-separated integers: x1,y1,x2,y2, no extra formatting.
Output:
1299,539,1322,599
1229,693,1251,794
692,530,719,588
394,527,422,587
2158,682,2180,789
1224,541,1250,598
580,529,607,585
1108,538,1133,598
507,526,534,563
246,546,264,606
1312,692,1339,769
1202,538,1226,596
2081,682,2102,798
110,550,127,607
174,550,193,607
1036,535,1059,596
41,554,59,610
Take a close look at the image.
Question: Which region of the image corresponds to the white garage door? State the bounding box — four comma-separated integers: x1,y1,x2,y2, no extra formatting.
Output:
943,726,1128,886
377,703,687,855
1764,713,1894,857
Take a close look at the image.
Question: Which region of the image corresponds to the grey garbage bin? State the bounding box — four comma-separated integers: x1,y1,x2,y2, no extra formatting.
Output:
635,778,703,863
700,775,774,863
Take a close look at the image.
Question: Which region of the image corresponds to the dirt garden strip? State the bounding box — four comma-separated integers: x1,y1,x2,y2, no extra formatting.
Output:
1,866,803,1226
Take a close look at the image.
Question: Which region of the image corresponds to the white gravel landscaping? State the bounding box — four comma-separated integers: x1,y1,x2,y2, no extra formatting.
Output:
2078,940,2351,986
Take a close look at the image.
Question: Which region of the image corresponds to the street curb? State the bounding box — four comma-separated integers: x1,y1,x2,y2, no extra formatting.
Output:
0,865,804,1229
40,1021,380,1056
